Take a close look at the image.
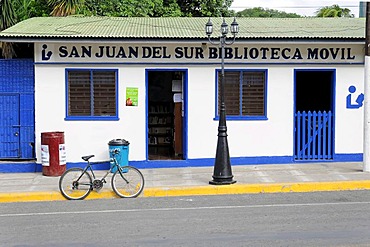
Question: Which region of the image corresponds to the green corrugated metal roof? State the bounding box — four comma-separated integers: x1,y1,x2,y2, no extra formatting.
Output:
0,16,365,40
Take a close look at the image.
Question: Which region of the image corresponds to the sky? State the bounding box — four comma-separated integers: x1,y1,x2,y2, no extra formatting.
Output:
230,0,362,17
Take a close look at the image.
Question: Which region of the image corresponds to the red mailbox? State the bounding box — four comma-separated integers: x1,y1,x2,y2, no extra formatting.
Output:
41,132,66,176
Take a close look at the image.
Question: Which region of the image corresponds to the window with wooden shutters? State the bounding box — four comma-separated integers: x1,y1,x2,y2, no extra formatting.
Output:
67,69,117,119
217,70,266,119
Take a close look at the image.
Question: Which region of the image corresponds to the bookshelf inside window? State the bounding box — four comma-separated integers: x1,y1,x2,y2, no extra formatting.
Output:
148,102,174,157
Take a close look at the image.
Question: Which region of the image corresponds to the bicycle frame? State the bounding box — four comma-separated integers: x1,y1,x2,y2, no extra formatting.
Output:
75,155,129,189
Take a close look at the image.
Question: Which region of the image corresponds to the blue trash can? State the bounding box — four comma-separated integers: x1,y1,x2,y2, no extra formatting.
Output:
108,139,130,173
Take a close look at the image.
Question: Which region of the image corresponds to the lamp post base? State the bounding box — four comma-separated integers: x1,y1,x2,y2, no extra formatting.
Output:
210,114,236,185
209,176,236,185
209,123,236,185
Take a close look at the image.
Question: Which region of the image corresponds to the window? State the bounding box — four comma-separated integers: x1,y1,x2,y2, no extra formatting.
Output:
66,69,118,120
217,70,267,119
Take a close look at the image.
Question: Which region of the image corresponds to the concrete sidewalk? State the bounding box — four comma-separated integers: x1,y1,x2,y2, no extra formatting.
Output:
1,162,370,203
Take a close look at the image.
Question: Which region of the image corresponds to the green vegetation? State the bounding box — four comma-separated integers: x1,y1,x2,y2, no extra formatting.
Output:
236,7,302,18
315,4,354,18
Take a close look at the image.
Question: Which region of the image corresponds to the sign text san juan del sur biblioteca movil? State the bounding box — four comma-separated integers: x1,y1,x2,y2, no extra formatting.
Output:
40,44,358,62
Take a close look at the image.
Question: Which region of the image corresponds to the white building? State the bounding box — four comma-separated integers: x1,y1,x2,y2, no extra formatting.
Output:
0,17,366,172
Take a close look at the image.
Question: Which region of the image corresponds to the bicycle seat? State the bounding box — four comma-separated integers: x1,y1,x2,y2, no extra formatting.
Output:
81,155,95,161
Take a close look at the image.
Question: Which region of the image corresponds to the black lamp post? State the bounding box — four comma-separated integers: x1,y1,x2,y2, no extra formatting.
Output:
206,17,239,185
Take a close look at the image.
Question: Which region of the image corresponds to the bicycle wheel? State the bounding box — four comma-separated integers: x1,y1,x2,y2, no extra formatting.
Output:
111,166,144,198
59,168,92,200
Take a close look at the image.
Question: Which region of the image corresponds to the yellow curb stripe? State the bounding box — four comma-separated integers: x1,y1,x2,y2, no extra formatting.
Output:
0,191,64,203
1,180,370,203
0,190,118,203
142,180,370,197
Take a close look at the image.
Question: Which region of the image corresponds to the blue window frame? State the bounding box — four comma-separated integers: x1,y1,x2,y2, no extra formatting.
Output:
216,69,267,120
65,69,118,120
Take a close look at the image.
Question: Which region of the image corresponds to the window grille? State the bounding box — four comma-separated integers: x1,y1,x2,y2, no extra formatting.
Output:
67,69,117,118
217,70,266,118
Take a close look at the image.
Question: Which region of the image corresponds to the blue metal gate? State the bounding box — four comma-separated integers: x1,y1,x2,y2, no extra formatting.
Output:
0,94,20,157
0,59,35,159
294,111,334,160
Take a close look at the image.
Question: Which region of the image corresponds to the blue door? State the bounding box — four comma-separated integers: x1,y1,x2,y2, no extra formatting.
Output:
294,69,335,161
0,94,20,157
0,59,35,159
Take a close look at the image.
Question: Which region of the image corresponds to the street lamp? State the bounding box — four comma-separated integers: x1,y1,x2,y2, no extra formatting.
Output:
206,17,239,185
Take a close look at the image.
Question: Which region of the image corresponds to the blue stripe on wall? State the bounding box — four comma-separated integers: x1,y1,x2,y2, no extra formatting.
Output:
0,153,363,173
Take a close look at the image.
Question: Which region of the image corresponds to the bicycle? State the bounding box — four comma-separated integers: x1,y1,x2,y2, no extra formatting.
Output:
59,150,145,200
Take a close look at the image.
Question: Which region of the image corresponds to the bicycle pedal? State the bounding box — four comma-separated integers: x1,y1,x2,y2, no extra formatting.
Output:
102,179,107,183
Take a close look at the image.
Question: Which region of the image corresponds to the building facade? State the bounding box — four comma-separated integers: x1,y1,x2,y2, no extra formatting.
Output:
0,17,366,172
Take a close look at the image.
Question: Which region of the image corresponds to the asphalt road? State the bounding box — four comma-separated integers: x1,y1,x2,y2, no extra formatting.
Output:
1,191,370,247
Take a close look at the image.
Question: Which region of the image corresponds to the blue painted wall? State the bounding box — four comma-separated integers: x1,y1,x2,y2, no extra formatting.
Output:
0,154,362,173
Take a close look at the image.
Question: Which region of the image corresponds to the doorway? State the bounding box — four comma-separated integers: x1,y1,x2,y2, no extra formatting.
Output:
294,69,335,160
147,69,186,160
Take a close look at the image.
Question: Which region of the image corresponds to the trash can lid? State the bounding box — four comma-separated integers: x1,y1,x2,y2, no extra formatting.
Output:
108,139,130,146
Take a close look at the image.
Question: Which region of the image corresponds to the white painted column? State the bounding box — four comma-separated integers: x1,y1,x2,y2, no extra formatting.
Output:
364,2,370,172
364,56,370,172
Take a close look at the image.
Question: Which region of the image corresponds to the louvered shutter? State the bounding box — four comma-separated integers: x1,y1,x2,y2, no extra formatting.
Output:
218,71,240,116
68,70,116,117
68,71,91,116
242,72,265,116
92,71,116,116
